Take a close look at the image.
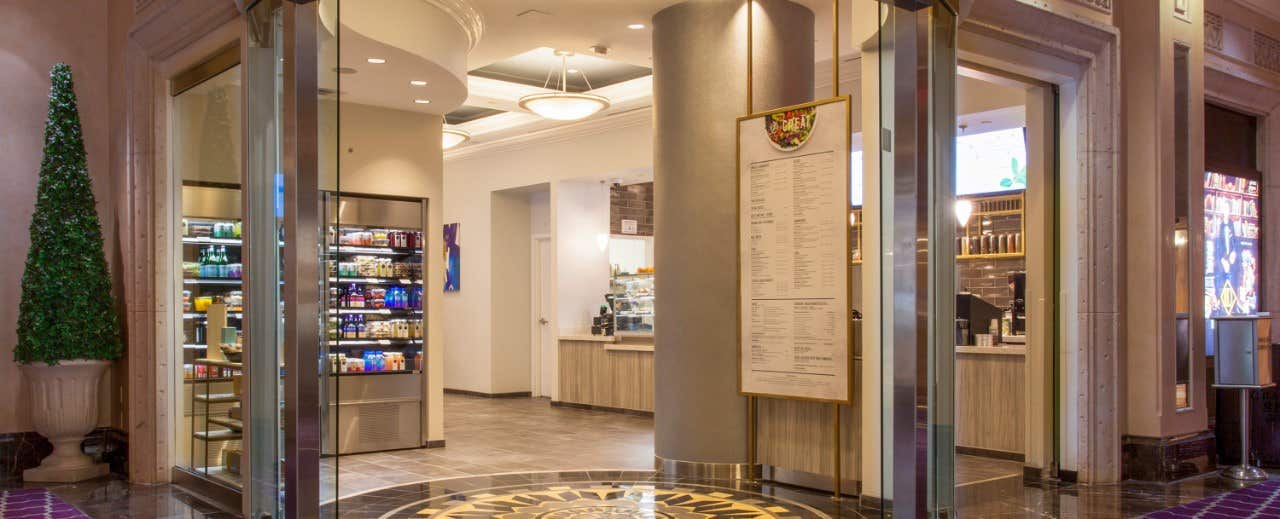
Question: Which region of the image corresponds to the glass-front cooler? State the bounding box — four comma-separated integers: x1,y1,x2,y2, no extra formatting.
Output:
322,193,427,455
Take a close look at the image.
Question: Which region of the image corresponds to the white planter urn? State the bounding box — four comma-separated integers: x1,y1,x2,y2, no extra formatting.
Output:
21,360,110,483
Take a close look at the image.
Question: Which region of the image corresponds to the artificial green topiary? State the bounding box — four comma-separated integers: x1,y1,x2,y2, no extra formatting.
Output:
14,63,122,365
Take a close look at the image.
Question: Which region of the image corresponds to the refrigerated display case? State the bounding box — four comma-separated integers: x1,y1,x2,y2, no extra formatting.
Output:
610,271,654,336
322,193,427,455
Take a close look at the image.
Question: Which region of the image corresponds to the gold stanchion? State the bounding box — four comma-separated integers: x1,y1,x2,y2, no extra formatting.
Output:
832,0,839,98
833,402,842,500
746,0,754,114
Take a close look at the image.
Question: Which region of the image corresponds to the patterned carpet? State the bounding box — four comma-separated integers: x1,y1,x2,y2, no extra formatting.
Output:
1146,479,1280,518
0,488,90,519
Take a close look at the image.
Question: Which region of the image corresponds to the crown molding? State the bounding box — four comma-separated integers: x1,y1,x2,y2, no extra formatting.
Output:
445,107,652,161
424,0,484,51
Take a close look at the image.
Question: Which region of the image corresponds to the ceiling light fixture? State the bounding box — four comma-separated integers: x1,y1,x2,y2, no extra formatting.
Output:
410,80,427,86
518,50,610,121
627,23,645,30
567,68,579,74
366,58,386,64
414,99,431,104
954,200,974,227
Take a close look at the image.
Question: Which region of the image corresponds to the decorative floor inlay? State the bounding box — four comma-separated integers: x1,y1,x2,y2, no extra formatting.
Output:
1145,478,1280,518
0,487,90,519
401,482,821,518
324,472,861,518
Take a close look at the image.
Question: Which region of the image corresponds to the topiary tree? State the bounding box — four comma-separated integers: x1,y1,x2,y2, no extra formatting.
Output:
14,63,122,365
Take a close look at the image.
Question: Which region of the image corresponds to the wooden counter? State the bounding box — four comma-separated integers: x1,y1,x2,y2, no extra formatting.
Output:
556,335,655,414
956,345,1026,458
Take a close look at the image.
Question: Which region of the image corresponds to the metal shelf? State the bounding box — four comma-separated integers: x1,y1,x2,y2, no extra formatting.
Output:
956,252,1025,260
328,246,422,256
329,370,422,377
329,339,422,347
328,277,423,285
328,308,421,315
183,278,242,285
182,237,242,246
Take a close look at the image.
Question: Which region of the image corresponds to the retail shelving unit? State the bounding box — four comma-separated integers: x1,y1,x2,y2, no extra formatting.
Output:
322,193,428,455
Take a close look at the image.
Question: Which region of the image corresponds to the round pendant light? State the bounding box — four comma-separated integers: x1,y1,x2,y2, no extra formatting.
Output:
442,127,471,150
518,92,610,121
518,50,610,121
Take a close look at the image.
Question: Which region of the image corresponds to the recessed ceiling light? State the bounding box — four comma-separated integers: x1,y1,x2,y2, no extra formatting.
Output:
627,23,645,30
567,69,579,74
410,80,427,86
367,58,386,64
414,99,431,104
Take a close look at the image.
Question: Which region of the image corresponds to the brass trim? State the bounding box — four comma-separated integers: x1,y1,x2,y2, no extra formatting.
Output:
654,456,762,480
170,43,240,97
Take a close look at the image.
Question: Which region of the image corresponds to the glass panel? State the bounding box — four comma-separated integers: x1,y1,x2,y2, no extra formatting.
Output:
244,0,285,515
1173,43,1192,410
878,0,957,516
172,61,244,489
321,2,431,507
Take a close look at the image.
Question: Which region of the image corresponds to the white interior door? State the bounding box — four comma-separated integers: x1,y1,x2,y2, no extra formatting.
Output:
532,236,554,397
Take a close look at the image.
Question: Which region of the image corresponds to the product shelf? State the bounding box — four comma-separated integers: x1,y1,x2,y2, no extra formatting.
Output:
184,312,244,320
182,237,242,246
956,252,1025,261
328,246,423,256
183,278,243,285
329,277,423,285
329,370,422,377
328,339,423,347
328,308,421,315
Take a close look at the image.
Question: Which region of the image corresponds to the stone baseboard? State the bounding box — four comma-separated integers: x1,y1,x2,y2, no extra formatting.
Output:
1122,430,1216,482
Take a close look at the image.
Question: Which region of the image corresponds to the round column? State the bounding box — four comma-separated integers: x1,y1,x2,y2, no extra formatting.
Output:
652,0,813,474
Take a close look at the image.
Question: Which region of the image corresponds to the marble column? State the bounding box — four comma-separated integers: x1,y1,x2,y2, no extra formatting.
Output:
651,0,813,472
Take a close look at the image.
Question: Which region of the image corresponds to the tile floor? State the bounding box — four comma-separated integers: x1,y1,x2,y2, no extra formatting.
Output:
322,394,655,501
13,394,1277,517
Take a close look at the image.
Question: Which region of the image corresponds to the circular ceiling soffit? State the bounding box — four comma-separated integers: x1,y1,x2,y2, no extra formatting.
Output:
421,0,485,51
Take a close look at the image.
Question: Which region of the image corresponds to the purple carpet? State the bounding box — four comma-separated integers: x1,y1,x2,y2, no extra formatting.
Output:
0,488,90,519
1146,479,1280,518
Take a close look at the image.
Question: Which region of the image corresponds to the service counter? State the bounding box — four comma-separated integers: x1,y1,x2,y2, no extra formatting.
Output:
956,345,1026,458
555,334,655,414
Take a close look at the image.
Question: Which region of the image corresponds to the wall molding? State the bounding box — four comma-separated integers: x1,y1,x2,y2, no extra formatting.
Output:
1066,0,1112,14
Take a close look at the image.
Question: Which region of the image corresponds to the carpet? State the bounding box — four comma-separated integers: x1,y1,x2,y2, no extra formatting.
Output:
1146,479,1280,518
0,488,90,519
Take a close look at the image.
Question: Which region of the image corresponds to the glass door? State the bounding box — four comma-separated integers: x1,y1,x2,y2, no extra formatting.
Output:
876,0,958,516
241,0,335,516
242,1,287,516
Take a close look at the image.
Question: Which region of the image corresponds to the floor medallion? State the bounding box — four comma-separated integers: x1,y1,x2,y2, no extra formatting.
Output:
396,482,828,518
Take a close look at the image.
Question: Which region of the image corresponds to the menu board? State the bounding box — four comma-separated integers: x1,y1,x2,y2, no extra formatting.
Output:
738,97,852,403
1204,171,1262,355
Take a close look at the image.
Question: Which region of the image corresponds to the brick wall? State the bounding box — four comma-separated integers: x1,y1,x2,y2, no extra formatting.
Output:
610,182,654,236
957,257,1025,309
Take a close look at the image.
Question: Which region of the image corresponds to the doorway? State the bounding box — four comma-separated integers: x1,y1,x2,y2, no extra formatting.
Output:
950,62,1060,513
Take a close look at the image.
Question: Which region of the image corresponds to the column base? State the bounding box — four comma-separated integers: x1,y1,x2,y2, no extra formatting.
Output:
654,455,761,480
1121,430,1216,482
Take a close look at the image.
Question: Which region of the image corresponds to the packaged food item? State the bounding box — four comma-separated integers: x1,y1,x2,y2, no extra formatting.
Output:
194,296,213,312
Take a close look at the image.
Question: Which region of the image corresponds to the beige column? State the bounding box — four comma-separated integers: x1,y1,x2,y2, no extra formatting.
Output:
651,0,813,471
1117,0,1209,480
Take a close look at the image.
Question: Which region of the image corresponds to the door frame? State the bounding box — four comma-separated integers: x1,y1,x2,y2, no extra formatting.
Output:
530,234,553,399
958,0,1122,482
